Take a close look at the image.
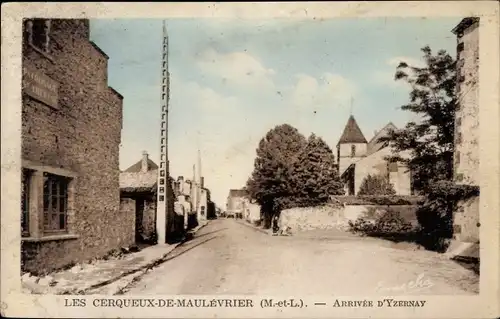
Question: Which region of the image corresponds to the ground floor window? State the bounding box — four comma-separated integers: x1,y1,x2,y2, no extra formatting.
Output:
21,169,32,236
43,172,69,233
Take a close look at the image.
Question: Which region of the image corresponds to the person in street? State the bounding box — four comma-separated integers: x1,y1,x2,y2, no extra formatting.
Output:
272,214,279,235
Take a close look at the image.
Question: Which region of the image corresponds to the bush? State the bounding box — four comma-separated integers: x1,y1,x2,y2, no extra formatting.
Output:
415,180,480,252
358,174,396,196
348,208,415,237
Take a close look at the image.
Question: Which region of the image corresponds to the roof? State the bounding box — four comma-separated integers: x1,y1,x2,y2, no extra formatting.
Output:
367,122,397,155
451,17,480,35
123,158,158,173
228,189,248,198
337,115,367,145
120,170,157,193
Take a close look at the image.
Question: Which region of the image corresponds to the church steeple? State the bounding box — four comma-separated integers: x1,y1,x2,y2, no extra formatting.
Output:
336,114,368,176
337,115,367,146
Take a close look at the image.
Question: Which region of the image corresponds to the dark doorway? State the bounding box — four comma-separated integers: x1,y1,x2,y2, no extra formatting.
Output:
135,199,145,243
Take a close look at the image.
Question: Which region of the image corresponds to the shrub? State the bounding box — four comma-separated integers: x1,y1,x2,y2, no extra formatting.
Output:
348,208,415,237
358,174,396,196
415,180,480,252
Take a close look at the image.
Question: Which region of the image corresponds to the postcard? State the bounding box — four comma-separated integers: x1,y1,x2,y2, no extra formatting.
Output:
1,2,499,318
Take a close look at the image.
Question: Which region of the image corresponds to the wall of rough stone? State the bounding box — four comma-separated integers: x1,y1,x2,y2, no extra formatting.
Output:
279,204,419,233
142,199,156,240
21,19,125,274
453,195,480,243
454,22,479,186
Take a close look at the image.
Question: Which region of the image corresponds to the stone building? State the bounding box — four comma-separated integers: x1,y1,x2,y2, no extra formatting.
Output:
451,17,480,244
119,152,159,244
20,19,131,275
338,116,413,196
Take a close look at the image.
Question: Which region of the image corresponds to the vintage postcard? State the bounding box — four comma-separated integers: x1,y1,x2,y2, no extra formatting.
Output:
1,1,499,318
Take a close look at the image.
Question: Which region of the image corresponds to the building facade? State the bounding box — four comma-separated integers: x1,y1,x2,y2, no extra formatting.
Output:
120,152,159,244
21,19,130,274
338,117,412,196
451,17,480,243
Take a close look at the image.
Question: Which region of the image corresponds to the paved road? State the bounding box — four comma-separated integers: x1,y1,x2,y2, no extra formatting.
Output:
123,219,478,295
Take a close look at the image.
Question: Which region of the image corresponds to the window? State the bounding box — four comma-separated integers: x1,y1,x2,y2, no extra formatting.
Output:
201,206,205,216
456,132,462,145
25,19,50,52
457,42,464,53
21,169,32,236
455,151,461,165
43,173,69,232
351,145,356,157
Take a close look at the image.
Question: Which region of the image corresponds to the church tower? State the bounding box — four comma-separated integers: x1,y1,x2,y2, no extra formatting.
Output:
337,115,368,176
156,21,170,244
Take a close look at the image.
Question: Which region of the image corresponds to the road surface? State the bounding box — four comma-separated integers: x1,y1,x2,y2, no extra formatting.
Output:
123,219,478,295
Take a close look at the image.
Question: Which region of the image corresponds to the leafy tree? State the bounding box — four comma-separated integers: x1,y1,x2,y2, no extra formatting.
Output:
246,124,307,227
357,174,396,196
288,134,344,206
379,46,456,192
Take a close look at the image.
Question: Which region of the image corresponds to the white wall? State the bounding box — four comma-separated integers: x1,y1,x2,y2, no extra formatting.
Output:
353,148,412,195
338,143,367,175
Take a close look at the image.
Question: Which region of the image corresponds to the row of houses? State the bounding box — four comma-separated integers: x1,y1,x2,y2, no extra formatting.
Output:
119,151,216,245
19,19,214,275
230,17,480,247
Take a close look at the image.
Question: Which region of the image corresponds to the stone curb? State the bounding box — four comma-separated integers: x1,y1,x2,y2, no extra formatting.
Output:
58,221,210,295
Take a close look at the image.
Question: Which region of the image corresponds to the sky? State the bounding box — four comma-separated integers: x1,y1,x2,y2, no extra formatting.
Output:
89,17,460,207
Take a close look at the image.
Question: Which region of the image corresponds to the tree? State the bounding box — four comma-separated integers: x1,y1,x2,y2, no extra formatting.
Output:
379,46,456,192
289,134,344,206
357,174,396,196
246,124,307,227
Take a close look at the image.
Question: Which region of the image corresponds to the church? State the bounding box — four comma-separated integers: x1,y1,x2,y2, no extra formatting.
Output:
336,115,413,196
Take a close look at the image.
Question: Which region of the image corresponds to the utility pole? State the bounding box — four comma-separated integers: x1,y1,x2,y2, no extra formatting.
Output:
156,20,170,245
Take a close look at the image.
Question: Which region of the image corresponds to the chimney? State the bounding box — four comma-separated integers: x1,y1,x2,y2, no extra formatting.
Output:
141,151,148,173
200,176,204,188
374,130,378,137
178,176,184,182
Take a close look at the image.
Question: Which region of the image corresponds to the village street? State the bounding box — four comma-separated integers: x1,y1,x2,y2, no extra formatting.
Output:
122,219,478,295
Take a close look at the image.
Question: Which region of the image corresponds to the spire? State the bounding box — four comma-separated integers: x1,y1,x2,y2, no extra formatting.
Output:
337,115,367,145
349,96,354,115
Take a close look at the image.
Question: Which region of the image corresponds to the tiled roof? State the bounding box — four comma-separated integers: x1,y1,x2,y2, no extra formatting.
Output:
120,170,157,193
337,115,367,145
451,17,480,35
123,158,158,173
367,122,398,155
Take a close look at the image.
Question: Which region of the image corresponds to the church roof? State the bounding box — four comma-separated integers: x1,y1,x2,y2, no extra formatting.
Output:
367,122,398,155
337,115,367,145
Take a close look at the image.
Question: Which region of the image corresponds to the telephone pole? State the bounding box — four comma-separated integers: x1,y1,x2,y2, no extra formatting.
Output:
156,20,170,244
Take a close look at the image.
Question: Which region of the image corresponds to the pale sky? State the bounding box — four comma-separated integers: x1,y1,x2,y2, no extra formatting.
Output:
89,17,460,207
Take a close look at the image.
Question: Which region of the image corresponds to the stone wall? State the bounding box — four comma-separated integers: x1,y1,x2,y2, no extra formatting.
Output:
454,20,479,186
21,19,126,274
453,195,480,243
142,199,156,240
279,204,419,233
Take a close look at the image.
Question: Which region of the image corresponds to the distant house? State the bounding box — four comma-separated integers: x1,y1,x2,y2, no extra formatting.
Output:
120,151,182,243
120,151,159,244
338,116,413,196
226,189,260,222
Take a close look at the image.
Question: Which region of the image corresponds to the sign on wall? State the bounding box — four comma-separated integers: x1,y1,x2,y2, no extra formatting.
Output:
22,65,59,109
